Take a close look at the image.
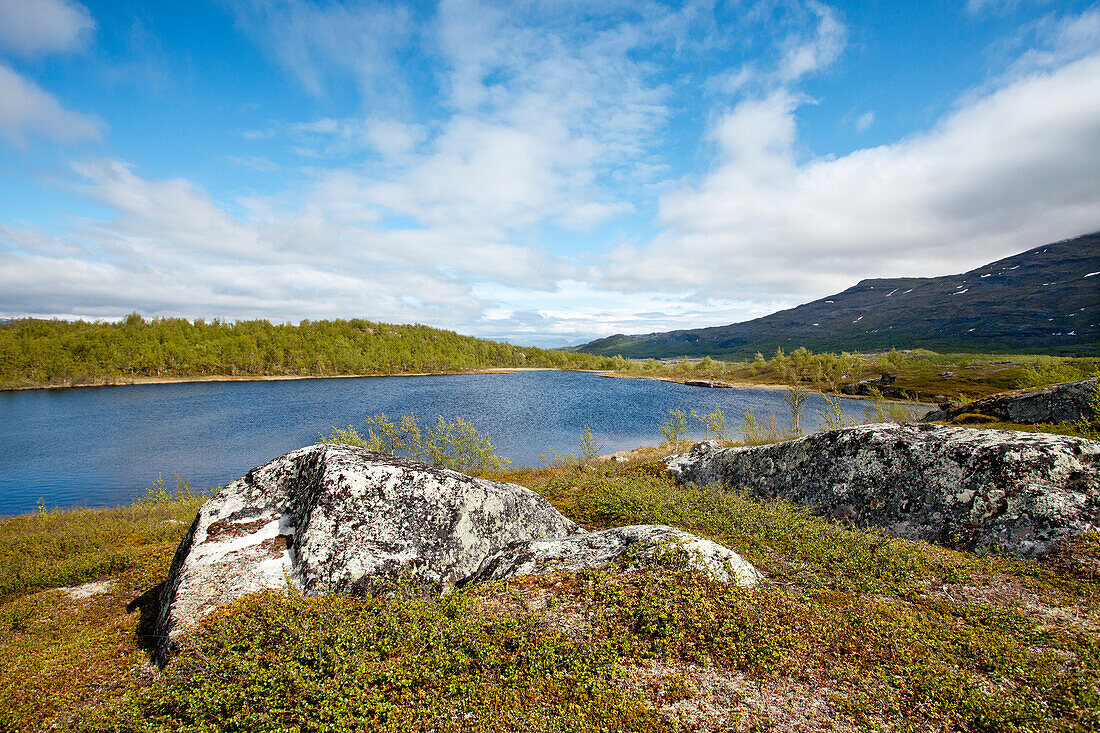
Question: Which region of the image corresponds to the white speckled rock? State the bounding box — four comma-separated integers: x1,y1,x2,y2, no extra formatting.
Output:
666,424,1100,557
922,378,1098,424
155,444,585,657
465,525,763,587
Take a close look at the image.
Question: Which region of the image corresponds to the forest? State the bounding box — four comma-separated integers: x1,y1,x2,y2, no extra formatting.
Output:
0,314,617,389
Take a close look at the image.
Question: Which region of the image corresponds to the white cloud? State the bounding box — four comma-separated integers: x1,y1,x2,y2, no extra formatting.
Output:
0,0,93,55
0,63,102,146
227,0,413,99
0,158,565,328
967,0,1028,16
778,1,847,82
7,1,1096,347
1006,7,1100,76
600,53,1100,305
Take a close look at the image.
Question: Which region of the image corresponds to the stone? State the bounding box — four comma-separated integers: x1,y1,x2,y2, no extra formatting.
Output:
666,424,1100,557
155,444,762,662
155,444,585,656
840,372,909,399
465,525,763,587
60,579,117,600
922,378,1098,424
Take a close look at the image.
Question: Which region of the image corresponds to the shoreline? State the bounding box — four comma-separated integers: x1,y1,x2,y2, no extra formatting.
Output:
599,371,790,391
3,368,927,405
0,367,583,393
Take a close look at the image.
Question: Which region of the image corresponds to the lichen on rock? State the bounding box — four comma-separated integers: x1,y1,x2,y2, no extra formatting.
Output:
465,525,763,587
921,378,1098,424
154,444,761,662
666,424,1099,558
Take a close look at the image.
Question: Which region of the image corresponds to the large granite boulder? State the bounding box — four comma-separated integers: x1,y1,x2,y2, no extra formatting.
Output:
465,525,763,587
666,424,1100,557
922,378,1098,424
155,444,583,655
155,444,761,661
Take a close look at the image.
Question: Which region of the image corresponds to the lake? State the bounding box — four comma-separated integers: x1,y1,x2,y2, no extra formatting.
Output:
0,370,873,516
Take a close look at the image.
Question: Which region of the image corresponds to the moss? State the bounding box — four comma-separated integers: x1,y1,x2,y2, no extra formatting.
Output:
2,460,1097,731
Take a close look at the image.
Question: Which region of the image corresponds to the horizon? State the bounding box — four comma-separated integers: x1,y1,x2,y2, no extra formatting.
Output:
2,0,1099,347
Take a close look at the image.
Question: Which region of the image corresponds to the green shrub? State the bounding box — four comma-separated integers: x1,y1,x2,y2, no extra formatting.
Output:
323,413,510,472
659,408,690,444
578,424,604,462
1018,357,1097,388
691,407,731,441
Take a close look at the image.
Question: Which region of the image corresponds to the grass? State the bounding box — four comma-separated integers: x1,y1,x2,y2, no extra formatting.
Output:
607,349,1100,405
0,480,206,730
1,458,1096,731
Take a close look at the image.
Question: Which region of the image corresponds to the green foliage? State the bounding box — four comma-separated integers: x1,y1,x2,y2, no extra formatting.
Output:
815,392,850,431
878,347,906,370
94,588,663,733
1018,356,1098,389
0,478,204,602
739,407,785,444
659,408,690,445
864,387,888,422
541,426,608,466
0,316,617,389
864,388,924,423
782,383,809,436
690,407,731,441
323,413,510,473
663,407,735,444
578,424,604,462
1075,384,1100,439
3,459,1098,731
423,416,510,472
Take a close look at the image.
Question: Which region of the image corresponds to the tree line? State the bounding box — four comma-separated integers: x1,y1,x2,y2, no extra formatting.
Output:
0,314,618,389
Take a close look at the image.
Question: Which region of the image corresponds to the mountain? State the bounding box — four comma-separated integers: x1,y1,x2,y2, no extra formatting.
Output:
578,232,1100,359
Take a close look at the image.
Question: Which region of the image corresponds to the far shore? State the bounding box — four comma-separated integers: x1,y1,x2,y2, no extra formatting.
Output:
600,371,790,391
3,368,929,405
0,367,588,393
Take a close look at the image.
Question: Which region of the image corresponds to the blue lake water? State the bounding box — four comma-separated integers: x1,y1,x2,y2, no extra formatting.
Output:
0,370,872,516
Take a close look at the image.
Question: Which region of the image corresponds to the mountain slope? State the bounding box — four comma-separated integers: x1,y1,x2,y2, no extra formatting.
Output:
578,232,1100,359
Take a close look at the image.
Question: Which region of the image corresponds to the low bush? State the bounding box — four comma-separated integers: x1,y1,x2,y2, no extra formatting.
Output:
322,413,510,472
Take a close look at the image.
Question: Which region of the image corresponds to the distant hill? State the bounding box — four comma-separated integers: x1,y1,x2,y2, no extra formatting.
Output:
0,316,616,390
578,232,1100,359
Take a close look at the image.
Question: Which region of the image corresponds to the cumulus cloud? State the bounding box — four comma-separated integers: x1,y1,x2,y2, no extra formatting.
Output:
0,0,93,56
5,1,1098,346
602,53,1100,305
0,158,563,328
0,63,102,146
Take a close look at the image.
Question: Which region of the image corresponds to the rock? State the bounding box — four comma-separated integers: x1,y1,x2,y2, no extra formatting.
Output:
840,372,909,399
155,444,585,657
60,579,117,600
922,378,1098,424
666,424,1100,557
155,444,762,662
465,525,762,587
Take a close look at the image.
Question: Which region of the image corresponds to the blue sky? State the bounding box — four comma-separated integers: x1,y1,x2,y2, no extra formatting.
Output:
1,0,1098,346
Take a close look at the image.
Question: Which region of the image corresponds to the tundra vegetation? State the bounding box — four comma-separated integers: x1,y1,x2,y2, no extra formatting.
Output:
3,410,1098,731
0,315,616,389
4,318,1097,411
610,346,1099,405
